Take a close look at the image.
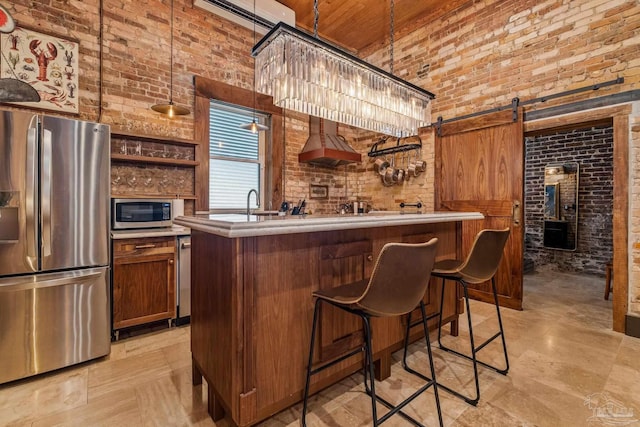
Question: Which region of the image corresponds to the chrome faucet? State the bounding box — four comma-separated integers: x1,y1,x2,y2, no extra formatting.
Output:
247,189,260,221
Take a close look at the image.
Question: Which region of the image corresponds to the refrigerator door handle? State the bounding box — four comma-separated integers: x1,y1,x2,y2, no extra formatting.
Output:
42,128,52,257
25,124,38,267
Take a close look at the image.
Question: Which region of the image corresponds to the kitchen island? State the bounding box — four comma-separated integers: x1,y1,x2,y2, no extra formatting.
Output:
174,211,483,426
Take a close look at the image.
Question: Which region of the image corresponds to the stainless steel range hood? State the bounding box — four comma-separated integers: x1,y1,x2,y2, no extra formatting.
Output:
298,117,362,167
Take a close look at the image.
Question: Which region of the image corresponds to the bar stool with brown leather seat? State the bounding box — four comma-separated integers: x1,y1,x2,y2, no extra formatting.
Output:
302,239,443,427
403,228,510,407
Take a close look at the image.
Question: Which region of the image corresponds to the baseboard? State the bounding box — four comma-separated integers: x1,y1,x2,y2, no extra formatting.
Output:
625,314,640,338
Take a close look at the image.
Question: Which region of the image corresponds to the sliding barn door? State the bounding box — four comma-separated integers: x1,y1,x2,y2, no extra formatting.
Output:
435,109,524,310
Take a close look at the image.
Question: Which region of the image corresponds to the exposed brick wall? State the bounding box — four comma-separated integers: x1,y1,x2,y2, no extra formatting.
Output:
4,0,256,139
365,0,640,314
366,0,640,116
5,0,640,311
524,125,614,275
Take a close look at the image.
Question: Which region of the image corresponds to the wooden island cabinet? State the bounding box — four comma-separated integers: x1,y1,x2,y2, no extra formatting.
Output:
175,212,483,426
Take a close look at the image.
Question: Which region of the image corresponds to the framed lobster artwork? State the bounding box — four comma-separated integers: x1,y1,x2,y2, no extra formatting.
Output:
0,26,79,113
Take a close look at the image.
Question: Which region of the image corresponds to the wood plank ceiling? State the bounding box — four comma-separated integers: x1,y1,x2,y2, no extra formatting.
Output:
275,0,468,54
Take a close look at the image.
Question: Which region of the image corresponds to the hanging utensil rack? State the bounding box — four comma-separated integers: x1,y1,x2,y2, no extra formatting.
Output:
367,135,422,157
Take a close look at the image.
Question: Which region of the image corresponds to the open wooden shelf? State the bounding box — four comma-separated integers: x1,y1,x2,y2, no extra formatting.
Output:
110,154,198,167
111,131,199,147
111,193,197,200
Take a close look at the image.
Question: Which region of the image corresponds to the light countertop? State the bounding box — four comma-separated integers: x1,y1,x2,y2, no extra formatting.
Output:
111,225,191,239
173,211,483,238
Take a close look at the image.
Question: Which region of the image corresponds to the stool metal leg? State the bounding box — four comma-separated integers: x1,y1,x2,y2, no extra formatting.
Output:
419,302,443,427
305,300,443,427
302,298,322,427
400,302,444,427
490,277,509,375
362,315,379,426
432,276,509,406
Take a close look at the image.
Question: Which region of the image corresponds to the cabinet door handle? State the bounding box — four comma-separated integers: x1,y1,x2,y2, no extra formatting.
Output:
169,259,174,264
134,244,156,249
367,254,373,261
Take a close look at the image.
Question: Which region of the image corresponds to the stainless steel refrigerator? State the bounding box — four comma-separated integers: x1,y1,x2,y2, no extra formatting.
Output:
0,109,111,384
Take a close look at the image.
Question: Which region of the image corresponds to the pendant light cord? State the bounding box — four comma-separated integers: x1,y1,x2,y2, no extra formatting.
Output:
390,0,394,75
252,0,257,122
169,0,174,104
313,0,319,38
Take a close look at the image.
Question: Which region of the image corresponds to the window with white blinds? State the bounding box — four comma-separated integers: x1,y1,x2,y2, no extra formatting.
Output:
209,101,268,210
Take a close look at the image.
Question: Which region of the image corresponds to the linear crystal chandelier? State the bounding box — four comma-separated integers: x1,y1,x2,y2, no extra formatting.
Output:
252,18,434,137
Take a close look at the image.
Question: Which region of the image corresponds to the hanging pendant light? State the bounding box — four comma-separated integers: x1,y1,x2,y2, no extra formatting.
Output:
240,0,268,133
252,0,434,137
151,0,190,117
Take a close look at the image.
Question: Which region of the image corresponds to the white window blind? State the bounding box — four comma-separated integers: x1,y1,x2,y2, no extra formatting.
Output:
209,102,267,210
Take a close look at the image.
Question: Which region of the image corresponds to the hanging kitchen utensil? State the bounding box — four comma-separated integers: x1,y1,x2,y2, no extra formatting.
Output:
391,152,401,184
382,156,395,186
374,157,390,175
408,151,417,177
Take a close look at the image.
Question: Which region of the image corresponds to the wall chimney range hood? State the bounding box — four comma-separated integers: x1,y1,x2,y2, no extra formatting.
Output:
298,117,362,167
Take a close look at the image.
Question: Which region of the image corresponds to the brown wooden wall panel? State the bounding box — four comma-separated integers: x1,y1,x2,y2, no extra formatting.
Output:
190,230,235,414
194,96,211,211
436,110,524,310
318,240,373,362
613,114,629,332
190,221,462,426
438,109,515,137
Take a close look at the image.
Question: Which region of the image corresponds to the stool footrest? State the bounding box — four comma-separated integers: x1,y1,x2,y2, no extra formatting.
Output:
408,312,441,330
438,342,509,375
366,377,437,426
309,346,363,376
474,331,502,353
403,358,479,406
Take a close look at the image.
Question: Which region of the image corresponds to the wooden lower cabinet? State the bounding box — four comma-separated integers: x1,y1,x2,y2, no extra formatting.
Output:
112,236,176,332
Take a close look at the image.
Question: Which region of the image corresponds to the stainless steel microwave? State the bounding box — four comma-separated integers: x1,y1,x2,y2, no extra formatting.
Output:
112,198,172,229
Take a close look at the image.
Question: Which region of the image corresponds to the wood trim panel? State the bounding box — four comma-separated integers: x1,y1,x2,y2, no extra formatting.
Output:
613,114,629,333
193,76,284,213
194,76,283,116
523,104,631,134
269,114,284,210
194,96,210,211
438,109,515,137
242,237,257,397
190,230,235,418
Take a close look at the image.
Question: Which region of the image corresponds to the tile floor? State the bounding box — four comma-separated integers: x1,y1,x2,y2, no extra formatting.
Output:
1,271,637,427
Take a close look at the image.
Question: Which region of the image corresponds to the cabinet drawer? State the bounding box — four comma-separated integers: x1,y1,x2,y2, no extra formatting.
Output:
113,236,176,258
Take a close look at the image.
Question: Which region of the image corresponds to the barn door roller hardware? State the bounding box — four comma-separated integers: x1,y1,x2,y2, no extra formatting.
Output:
434,77,624,137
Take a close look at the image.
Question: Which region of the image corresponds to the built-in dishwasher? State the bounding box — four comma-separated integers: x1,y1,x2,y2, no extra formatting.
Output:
176,235,191,325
